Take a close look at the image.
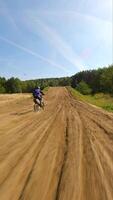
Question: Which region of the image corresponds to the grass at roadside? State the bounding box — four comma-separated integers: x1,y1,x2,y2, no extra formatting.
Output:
43,87,49,92
68,87,113,112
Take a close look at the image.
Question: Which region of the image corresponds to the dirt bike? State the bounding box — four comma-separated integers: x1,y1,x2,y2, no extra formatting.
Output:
34,98,44,112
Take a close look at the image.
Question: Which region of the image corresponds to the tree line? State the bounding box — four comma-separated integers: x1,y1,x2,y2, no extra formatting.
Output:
0,64,113,94
0,77,71,93
71,64,113,95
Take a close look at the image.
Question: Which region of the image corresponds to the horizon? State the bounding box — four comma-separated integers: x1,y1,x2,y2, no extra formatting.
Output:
1,64,113,81
0,0,112,80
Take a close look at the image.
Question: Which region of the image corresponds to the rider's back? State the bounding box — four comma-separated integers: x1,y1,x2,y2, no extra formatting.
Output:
33,88,41,98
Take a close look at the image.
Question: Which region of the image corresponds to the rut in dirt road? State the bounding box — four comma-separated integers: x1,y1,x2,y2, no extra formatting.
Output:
0,87,113,200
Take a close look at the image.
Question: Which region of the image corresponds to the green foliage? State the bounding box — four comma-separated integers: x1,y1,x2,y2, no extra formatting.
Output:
0,77,6,93
100,66,113,93
21,81,28,93
43,87,49,92
71,65,113,94
76,81,92,95
0,76,71,93
69,87,113,113
0,64,113,94
6,77,22,93
0,84,6,93
102,104,113,112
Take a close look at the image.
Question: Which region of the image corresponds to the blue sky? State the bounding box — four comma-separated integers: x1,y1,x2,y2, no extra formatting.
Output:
0,0,112,80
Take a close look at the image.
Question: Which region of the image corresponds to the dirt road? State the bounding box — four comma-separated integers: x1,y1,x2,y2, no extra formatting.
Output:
0,87,113,200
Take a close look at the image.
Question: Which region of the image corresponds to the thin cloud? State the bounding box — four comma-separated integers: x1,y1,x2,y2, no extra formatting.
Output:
0,0,19,31
24,13,85,71
0,36,69,73
25,10,112,70
29,9,112,24
28,10,112,58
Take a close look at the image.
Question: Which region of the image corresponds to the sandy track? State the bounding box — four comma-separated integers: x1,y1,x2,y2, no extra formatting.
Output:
0,88,113,200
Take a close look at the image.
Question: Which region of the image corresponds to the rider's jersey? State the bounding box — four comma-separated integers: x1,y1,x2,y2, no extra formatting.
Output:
33,88,42,99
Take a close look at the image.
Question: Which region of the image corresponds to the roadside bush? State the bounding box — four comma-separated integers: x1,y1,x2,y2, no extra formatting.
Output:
76,81,92,95
0,84,6,93
6,77,22,93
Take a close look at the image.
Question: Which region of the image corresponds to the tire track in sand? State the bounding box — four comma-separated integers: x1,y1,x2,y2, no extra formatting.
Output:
0,87,113,200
